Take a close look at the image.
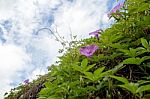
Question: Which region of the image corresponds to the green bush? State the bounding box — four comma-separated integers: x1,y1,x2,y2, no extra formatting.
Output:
4,0,150,99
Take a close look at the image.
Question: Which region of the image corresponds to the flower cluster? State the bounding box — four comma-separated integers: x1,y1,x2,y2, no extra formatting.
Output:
79,29,102,57
107,2,124,18
89,29,102,39
23,79,29,84
80,1,124,57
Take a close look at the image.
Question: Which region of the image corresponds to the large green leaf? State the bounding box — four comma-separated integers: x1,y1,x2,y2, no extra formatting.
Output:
141,56,150,62
73,65,82,72
84,72,94,81
141,38,149,49
123,58,142,65
143,16,150,25
143,94,150,99
110,43,127,49
47,96,62,99
136,84,150,93
94,67,105,76
110,76,129,84
84,64,95,72
118,83,139,94
37,96,47,99
119,48,143,57
81,59,88,70
138,3,149,12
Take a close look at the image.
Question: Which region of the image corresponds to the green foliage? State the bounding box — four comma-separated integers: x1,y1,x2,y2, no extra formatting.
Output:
4,0,150,99
83,67,105,81
110,75,129,84
141,38,150,50
73,59,95,73
110,75,150,98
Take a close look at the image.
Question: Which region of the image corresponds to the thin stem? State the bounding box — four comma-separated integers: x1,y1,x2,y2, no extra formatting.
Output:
129,66,132,81
55,27,67,43
36,27,64,44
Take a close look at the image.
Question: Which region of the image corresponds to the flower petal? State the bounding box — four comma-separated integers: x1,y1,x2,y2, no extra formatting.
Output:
80,44,99,57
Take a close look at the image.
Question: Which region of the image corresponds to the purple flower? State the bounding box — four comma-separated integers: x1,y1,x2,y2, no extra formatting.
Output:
89,29,102,39
24,79,29,84
79,44,99,57
108,2,124,18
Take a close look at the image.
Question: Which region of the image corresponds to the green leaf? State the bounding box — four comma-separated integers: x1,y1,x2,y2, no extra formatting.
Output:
109,34,123,43
110,76,129,84
123,58,142,65
119,48,141,57
110,63,124,74
96,97,100,99
137,84,150,93
118,83,139,94
129,48,137,57
110,43,127,49
141,56,150,62
84,64,95,72
143,62,150,68
84,72,94,81
81,59,88,70
141,38,149,49
138,80,150,85
68,80,80,87
45,82,52,88
85,86,97,91
143,94,150,99
138,3,149,12
119,49,130,56
37,96,47,99
39,88,50,95
73,65,82,72
47,96,62,99
94,67,105,76
143,16,150,25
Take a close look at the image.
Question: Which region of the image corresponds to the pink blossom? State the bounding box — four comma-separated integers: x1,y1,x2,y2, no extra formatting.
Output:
108,2,124,18
89,29,102,39
79,44,99,57
24,79,29,84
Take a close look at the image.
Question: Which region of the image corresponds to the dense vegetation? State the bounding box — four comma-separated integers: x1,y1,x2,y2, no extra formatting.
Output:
4,0,150,99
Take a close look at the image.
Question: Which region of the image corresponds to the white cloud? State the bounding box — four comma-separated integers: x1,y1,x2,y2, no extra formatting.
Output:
0,0,16,19
51,0,109,40
0,44,31,98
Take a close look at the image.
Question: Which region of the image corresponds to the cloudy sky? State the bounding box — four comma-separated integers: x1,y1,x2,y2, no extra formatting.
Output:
0,0,124,98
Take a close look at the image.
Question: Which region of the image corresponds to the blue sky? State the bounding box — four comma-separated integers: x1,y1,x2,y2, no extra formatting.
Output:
0,0,124,98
